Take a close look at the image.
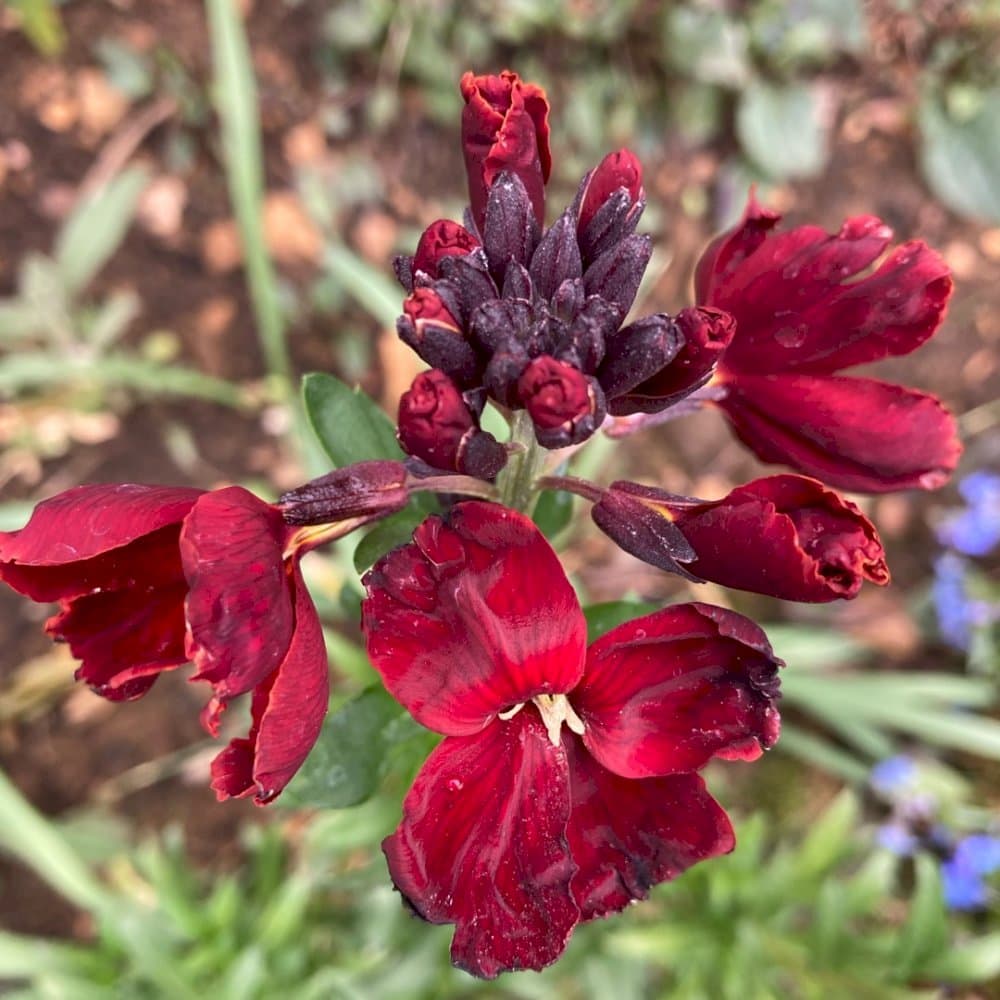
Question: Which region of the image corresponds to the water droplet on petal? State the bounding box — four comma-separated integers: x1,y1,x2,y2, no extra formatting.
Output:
447,778,464,792
775,324,808,348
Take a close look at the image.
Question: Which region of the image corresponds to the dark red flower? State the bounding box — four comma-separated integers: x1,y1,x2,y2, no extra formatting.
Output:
593,474,889,602
362,501,781,978
397,369,506,478
575,148,644,263
0,466,409,802
697,193,960,492
460,70,551,230
397,288,481,386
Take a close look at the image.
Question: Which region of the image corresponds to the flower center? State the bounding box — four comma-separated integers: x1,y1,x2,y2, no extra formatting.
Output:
498,693,585,746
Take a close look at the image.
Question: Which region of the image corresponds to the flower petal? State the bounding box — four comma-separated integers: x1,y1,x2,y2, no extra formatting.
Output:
210,564,329,804
383,708,578,978
565,737,733,920
363,502,587,735
0,485,200,602
180,487,294,699
50,580,189,700
575,603,781,779
716,373,962,492
713,224,952,375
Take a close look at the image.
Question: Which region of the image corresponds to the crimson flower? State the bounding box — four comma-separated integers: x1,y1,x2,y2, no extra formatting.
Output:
697,193,960,492
0,463,408,803
592,474,889,602
362,501,781,978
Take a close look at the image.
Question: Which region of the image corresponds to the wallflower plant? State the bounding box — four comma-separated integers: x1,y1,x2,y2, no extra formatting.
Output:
0,70,961,978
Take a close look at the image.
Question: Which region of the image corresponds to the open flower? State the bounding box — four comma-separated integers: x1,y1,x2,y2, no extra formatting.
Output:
362,501,781,978
0,463,408,803
697,193,960,492
592,474,889,601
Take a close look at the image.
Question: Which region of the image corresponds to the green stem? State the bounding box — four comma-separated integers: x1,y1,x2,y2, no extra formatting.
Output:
495,411,546,513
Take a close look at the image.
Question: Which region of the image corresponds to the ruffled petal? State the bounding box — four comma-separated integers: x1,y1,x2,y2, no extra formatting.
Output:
180,487,294,700
210,563,329,804
362,502,586,736
383,708,578,979
575,603,781,779
716,373,962,493
0,486,200,602
49,580,189,700
565,736,734,920
713,223,952,375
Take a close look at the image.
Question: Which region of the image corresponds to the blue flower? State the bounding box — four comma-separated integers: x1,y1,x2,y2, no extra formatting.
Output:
877,822,918,856
940,834,1000,911
870,755,917,796
932,553,980,650
937,471,1000,556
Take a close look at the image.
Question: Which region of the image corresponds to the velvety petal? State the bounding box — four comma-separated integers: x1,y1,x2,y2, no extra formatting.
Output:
210,564,329,804
624,475,889,602
460,70,551,229
716,373,962,492
577,149,643,238
0,485,200,602
49,580,189,700
362,501,587,736
383,708,578,978
694,191,780,304
565,737,734,920
180,487,294,699
712,222,952,375
575,603,781,779
412,219,481,280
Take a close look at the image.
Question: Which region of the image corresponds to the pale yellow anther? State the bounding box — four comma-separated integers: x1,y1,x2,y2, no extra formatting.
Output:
532,693,585,747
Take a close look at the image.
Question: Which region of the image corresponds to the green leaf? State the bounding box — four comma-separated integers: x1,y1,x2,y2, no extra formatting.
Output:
776,723,869,783
736,81,829,180
892,853,948,977
0,300,41,342
55,167,149,296
793,790,857,879
302,372,402,467
532,488,574,541
207,0,290,384
922,931,1000,983
8,0,66,57
919,86,1000,223
279,687,411,809
322,243,402,328
760,624,867,671
583,600,658,645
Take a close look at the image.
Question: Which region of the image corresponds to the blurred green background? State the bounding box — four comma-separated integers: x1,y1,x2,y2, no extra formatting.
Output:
1,1,999,997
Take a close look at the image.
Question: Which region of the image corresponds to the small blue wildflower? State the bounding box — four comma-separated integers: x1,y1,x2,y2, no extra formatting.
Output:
870,755,917,796
937,471,1000,556
877,822,917,856
933,553,976,650
941,857,988,910
952,834,1000,876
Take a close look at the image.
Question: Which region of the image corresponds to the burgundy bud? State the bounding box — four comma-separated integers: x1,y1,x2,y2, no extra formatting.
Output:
482,171,540,282
596,475,890,602
483,340,531,408
460,70,551,231
529,212,583,301
412,220,481,280
279,461,409,526
438,250,498,317
583,233,652,317
397,288,481,386
598,314,684,402
517,355,607,448
398,370,505,478
579,150,642,225
607,306,736,416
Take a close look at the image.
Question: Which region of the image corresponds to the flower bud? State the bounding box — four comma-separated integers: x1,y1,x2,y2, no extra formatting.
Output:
576,149,644,262
518,355,606,448
460,70,551,230
279,461,409,526
583,233,652,317
607,306,736,415
398,288,481,386
398,370,505,478
593,475,890,601
412,220,481,280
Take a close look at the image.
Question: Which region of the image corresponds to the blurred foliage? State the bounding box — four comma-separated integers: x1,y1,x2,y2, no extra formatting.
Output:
2,767,998,999
6,0,65,57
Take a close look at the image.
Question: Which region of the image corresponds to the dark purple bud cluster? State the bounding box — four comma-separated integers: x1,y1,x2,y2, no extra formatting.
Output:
394,147,724,461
